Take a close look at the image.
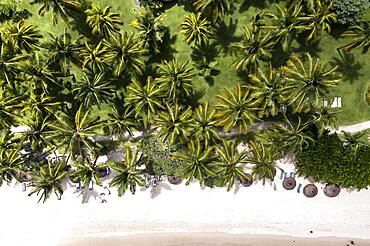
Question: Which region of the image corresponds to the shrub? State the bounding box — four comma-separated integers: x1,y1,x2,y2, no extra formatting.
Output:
296,132,370,190
0,0,30,23
366,84,370,106
139,136,184,176
332,0,370,25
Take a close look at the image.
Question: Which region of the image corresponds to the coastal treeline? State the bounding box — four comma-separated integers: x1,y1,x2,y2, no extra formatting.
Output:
0,0,369,202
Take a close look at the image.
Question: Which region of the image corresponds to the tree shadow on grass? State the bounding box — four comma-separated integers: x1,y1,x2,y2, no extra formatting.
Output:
330,51,363,84
329,24,348,40
187,88,206,108
271,45,292,68
239,0,269,13
293,33,322,57
213,18,240,56
148,28,177,63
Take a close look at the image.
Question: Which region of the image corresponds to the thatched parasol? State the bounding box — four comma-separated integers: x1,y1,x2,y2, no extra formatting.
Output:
303,184,318,198
167,176,182,185
240,178,253,187
324,184,341,197
19,172,32,182
282,177,296,190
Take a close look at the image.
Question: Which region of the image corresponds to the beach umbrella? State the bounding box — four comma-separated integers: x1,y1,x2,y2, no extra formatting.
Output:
282,177,296,190
303,184,318,198
239,178,253,187
167,176,182,185
19,172,33,182
324,184,341,197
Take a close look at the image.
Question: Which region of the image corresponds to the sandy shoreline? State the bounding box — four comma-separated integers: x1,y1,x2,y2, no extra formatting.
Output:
62,233,370,246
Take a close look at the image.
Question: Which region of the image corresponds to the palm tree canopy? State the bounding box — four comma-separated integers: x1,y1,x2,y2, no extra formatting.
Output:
340,21,370,54
176,138,214,186
125,77,163,124
190,103,220,146
210,139,251,191
230,27,275,72
81,40,110,73
156,103,193,145
72,71,114,107
30,0,82,25
105,32,147,77
28,160,68,203
180,12,214,46
248,64,286,118
215,84,260,133
108,146,146,196
155,59,194,101
282,53,341,113
3,21,42,53
85,4,123,38
194,0,235,23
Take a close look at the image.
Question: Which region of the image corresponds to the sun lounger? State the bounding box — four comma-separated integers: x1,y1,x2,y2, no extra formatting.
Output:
331,97,338,108
22,183,26,192
338,97,342,108
297,183,302,193
89,181,93,190
290,172,295,178
284,172,288,179
280,170,284,180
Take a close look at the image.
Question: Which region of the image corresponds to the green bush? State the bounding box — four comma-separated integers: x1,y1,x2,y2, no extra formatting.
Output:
0,0,30,23
296,132,370,190
332,0,370,25
139,136,184,176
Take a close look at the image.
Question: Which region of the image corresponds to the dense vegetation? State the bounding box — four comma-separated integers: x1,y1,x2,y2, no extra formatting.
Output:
0,0,369,202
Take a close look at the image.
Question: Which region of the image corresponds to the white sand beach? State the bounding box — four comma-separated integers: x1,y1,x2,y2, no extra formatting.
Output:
1,155,370,246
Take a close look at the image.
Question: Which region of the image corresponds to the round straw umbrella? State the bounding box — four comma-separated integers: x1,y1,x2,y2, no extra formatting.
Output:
167,176,182,185
303,184,318,198
324,184,340,197
282,177,296,190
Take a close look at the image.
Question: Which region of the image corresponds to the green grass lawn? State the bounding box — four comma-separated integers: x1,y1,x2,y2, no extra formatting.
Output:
16,0,370,125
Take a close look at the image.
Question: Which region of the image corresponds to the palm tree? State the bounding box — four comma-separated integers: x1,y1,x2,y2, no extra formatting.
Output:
107,106,139,136
176,138,214,186
230,27,275,73
210,139,251,191
108,146,146,196
273,115,315,155
215,84,260,133
125,77,163,127
46,104,105,161
247,141,280,181
156,103,193,145
311,104,339,136
28,159,67,203
70,158,107,188
85,4,123,38
72,72,114,107
262,3,308,50
2,21,42,53
155,59,194,101
281,53,341,113
301,0,337,42
0,130,18,159
194,0,235,23
342,131,367,154
0,87,20,128
105,32,147,77
190,103,220,146
248,64,286,118
0,149,25,186
19,91,62,116
0,37,28,88
18,53,61,94
81,40,110,73
180,12,214,46
131,8,165,53
30,0,82,25
43,29,82,75
16,111,53,152
339,21,370,54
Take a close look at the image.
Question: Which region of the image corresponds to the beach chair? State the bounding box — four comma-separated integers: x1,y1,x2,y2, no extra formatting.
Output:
297,183,302,193
22,183,26,192
338,97,342,108
290,172,295,178
331,97,338,108
89,181,94,190
280,170,284,180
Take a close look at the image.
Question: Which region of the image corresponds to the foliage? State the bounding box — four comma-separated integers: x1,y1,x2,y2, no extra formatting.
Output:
194,0,235,23
340,21,370,54
139,136,184,176
366,84,370,106
296,131,370,190
180,12,214,46
332,0,369,25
